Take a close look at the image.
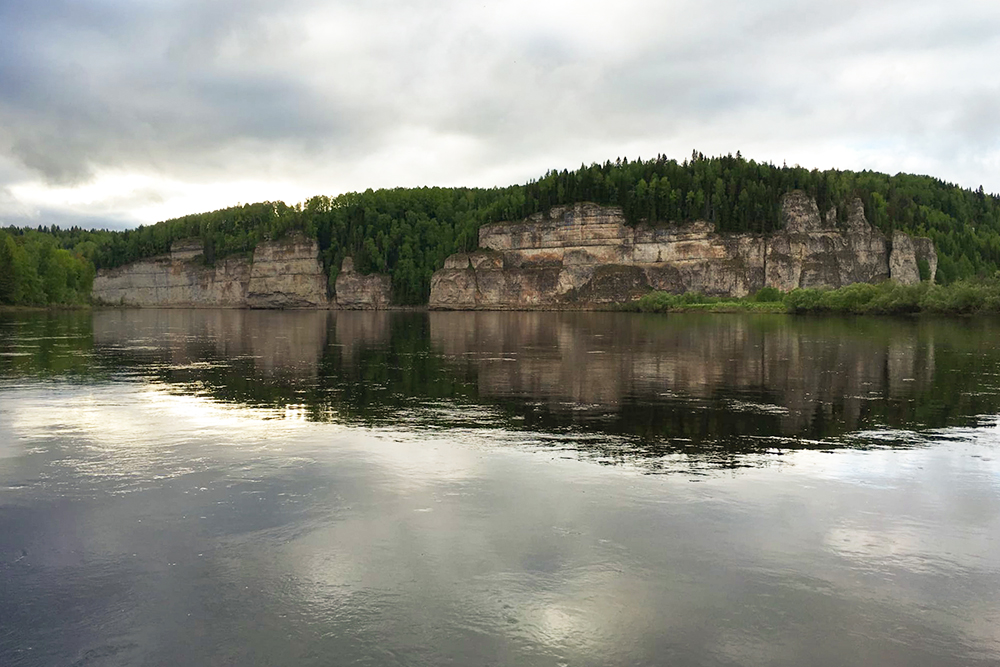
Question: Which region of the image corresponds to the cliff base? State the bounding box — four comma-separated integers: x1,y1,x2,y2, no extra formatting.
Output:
430,193,937,310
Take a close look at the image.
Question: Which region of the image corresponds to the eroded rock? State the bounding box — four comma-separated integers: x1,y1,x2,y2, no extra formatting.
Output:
247,234,331,309
334,257,391,310
429,193,937,310
93,235,330,308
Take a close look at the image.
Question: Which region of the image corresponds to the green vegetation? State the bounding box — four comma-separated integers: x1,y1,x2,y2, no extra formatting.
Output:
628,289,787,313
632,278,1000,316
3,151,1000,306
0,229,94,306
785,278,1000,315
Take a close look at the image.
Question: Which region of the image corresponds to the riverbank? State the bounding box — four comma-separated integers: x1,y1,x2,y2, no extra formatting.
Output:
619,289,787,314
0,304,91,313
8,278,1000,316
623,278,1000,316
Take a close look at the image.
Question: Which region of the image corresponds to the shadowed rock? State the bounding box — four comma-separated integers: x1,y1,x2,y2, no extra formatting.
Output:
334,257,391,310
430,193,937,310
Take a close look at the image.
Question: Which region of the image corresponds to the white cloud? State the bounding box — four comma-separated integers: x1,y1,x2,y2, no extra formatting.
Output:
1,0,999,228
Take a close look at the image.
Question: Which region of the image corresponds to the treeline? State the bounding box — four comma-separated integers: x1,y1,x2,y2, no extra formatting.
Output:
85,201,296,271
0,229,94,305
3,152,1000,305
521,153,1000,285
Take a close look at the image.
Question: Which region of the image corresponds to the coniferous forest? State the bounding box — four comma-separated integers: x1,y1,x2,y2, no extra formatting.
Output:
2,152,1000,306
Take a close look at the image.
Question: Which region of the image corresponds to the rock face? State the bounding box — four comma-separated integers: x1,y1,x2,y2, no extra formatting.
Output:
92,251,251,308
93,234,330,308
246,235,330,309
889,231,937,285
334,257,392,310
429,193,937,309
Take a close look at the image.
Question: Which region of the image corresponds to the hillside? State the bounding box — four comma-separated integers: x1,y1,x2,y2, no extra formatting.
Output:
2,152,998,306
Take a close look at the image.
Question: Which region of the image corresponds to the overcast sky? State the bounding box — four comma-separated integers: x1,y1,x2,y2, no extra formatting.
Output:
1,0,998,230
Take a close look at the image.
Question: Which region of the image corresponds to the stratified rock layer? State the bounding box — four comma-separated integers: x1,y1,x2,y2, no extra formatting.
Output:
334,257,392,310
429,192,938,309
93,234,330,308
247,235,331,308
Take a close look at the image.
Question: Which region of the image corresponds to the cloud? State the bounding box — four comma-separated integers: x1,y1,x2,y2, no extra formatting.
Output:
0,0,349,183
1,0,999,228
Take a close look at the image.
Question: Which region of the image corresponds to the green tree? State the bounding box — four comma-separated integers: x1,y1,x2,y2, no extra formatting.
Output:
0,234,18,303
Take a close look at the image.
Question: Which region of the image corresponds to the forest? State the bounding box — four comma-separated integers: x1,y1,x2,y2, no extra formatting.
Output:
2,151,999,306
0,229,94,306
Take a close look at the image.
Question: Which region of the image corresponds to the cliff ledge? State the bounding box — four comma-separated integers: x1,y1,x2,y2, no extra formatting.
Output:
429,192,937,309
93,234,331,308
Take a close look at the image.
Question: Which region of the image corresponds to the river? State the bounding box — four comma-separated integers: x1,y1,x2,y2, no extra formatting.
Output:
1,309,999,666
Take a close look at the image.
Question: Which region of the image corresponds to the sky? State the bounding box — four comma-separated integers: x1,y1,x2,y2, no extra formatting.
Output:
1,0,999,231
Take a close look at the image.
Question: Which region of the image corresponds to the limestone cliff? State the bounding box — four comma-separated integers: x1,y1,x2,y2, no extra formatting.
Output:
93,234,331,309
92,250,252,308
429,192,937,309
334,257,392,310
246,235,330,309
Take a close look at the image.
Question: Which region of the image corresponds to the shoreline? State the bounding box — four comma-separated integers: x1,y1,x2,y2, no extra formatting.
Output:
8,279,1000,318
0,304,92,313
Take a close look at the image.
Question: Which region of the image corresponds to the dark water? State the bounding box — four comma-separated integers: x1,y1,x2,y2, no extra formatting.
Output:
1,309,999,666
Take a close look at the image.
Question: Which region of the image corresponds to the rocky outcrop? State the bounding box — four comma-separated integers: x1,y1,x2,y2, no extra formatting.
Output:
247,235,330,309
889,230,938,285
93,234,331,308
429,193,937,309
92,250,251,307
334,257,392,310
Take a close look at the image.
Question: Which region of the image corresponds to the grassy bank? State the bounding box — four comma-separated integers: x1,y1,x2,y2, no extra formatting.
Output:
626,279,1000,316
624,289,788,313
0,304,92,313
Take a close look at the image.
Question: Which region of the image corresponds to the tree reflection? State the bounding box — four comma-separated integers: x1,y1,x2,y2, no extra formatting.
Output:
4,309,1000,466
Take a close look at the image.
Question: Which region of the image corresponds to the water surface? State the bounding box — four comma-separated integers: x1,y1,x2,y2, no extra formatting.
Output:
1,310,999,666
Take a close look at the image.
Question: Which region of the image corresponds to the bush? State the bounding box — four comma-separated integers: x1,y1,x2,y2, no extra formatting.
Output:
753,286,783,302
921,281,987,314
863,282,924,314
635,291,679,312
634,279,1000,317
822,282,878,313
784,288,825,313
634,291,733,312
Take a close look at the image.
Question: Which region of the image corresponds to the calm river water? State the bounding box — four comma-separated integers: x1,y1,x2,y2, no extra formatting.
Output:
1,309,999,666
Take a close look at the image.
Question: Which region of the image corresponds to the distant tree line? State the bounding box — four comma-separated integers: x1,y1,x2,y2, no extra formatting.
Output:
3,152,1000,306
0,229,94,306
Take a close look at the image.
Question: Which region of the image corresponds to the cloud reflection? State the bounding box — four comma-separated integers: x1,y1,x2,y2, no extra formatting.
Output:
2,373,1000,665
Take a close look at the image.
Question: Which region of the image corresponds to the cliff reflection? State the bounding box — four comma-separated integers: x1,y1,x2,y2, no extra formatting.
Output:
5,309,1000,462
93,309,330,378
428,312,960,447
